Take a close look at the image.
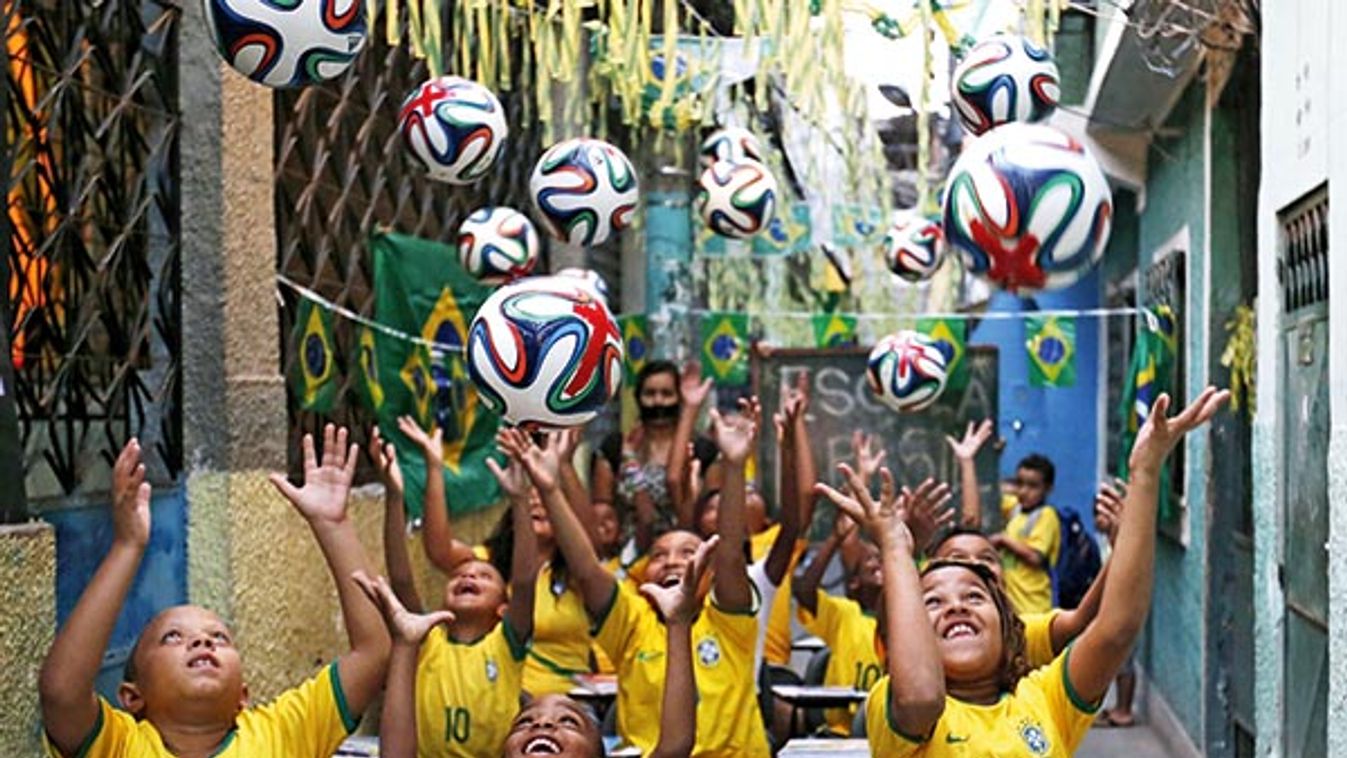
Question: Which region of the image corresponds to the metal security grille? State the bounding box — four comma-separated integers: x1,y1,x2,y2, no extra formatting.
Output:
1278,190,1328,312
3,1,182,502
274,8,541,476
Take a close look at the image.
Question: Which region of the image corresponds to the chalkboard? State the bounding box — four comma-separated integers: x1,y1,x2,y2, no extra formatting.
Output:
752,346,1000,537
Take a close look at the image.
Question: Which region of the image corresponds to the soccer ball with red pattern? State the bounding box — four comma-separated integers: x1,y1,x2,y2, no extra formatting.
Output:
695,160,778,239
866,331,949,413
204,0,368,88
529,138,640,247
400,76,508,185
467,277,624,428
699,127,764,169
882,213,946,283
951,34,1060,135
457,207,539,285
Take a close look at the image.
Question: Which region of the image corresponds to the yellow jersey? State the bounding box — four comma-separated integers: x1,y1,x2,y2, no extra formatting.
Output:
45,663,357,758
750,523,807,665
474,545,594,694
797,592,883,735
1000,499,1061,615
415,620,528,758
595,582,771,757
865,646,1098,756
1021,610,1060,670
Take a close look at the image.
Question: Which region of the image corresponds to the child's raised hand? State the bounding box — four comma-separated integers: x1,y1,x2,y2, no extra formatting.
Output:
900,477,955,553
709,397,760,464
640,535,720,625
1128,387,1230,474
269,424,358,525
1095,480,1127,545
352,570,454,646
851,430,887,483
496,427,561,492
816,463,914,552
945,419,994,462
370,427,403,494
485,453,531,502
112,439,152,548
396,415,443,459
680,361,714,408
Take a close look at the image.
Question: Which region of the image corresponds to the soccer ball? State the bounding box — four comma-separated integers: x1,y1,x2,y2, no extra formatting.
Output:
529,138,640,247
203,0,367,88
882,213,945,283
951,34,1060,135
555,267,612,308
457,207,539,285
942,123,1112,292
400,76,508,185
866,331,949,413
700,127,764,169
467,277,624,428
695,160,778,239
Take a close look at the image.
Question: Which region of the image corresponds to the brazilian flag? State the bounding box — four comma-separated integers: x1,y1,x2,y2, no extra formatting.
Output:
917,317,968,391
289,298,339,412
353,326,385,412
700,311,750,386
1116,306,1179,520
619,315,650,382
372,231,502,517
812,312,858,348
1026,316,1076,388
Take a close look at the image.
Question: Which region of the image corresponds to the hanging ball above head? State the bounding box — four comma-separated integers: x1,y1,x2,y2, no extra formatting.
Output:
951,34,1060,136
695,159,779,240
529,138,640,247
882,212,946,283
866,331,951,414
699,126,765,170
203,0,368,88
467,276,624,429
400,76,509,185
457,207,539,286
942,123,1113,293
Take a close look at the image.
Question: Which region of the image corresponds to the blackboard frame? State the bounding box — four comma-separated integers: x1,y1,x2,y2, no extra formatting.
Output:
751,344,1001,538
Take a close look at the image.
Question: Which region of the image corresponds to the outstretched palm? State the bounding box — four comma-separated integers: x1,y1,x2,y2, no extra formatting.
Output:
710,397,760,464
496,428,560,492
270,424,357,525
945,419,994,461
641,536,719,624
1129,388,1229,473
353,571,455,645
680,362,713,407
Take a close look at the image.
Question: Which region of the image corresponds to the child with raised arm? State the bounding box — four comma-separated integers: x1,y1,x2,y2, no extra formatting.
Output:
39,426,389,758
498,400,771,758
849,388,1226,755
374,430,539,758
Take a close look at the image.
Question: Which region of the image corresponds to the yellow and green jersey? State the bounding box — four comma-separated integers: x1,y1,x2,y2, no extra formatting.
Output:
797,591,884,735
414,620,528,758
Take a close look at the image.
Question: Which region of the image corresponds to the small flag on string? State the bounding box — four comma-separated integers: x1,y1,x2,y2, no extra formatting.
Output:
354,326,384,411
700,311,750,386
918,317,968,390
812,312,858,348
1026,315,1076,388
289,298,339,412
619,315,650,382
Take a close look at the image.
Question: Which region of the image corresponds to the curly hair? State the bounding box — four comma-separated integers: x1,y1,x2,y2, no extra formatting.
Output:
920,558,1032,693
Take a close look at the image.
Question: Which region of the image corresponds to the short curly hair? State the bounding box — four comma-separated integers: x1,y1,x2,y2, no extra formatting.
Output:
920,558,1031,693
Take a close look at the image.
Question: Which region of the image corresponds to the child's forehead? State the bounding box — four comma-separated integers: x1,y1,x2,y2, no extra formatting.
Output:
938,533,995,554
452,559,504,580
653,530,702,553
151,605,230,631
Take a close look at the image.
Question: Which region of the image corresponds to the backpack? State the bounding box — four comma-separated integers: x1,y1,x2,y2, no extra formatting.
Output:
1054,509,1101,610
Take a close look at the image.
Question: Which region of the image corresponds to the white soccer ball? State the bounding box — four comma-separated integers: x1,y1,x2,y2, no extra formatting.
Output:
695,160,778,239
942,123,1112,292
951,34,1060,136
866,331,950,413
529,138,640,247
457,207,539,285
700,126,765,169
882,213,946,283
400,76,509,185
467,277,624,429
203,0,367,88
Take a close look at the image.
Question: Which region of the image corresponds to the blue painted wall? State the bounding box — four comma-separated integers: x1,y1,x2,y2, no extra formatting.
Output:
44,485,190,700
970,266,1103,541
1133,82,1210,746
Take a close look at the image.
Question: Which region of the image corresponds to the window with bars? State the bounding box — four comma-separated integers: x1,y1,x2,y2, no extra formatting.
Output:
2,1,182,506
1142,247,1186,540
1278,190,1328,314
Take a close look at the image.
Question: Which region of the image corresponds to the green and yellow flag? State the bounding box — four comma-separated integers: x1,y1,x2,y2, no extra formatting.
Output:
619,315,650,382
700,311,750,386
353,326,385,412
812,312,858,348
917,317,968,390
372,231,502,517
1026,315,1076,388
289,298,339,412
1116,306,1179,520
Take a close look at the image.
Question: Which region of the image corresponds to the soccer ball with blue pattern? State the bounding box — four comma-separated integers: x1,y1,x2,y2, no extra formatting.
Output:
942,123,1112,292
457,207,539,285
400,76,508,185
866,331,949,413
882,212,946,283
204,0,367,88
699,127,764,170
952,34,1060,135
529,138,640,247
468,276,624,429
696,160,778,239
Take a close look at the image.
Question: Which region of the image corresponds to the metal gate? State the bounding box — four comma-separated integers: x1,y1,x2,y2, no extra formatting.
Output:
1278,188,1328,758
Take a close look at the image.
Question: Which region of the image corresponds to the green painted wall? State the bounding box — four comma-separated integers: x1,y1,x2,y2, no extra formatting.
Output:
1135,81,1210,747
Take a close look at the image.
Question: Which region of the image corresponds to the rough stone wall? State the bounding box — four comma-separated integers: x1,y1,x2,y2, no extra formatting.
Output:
0,523,55,756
